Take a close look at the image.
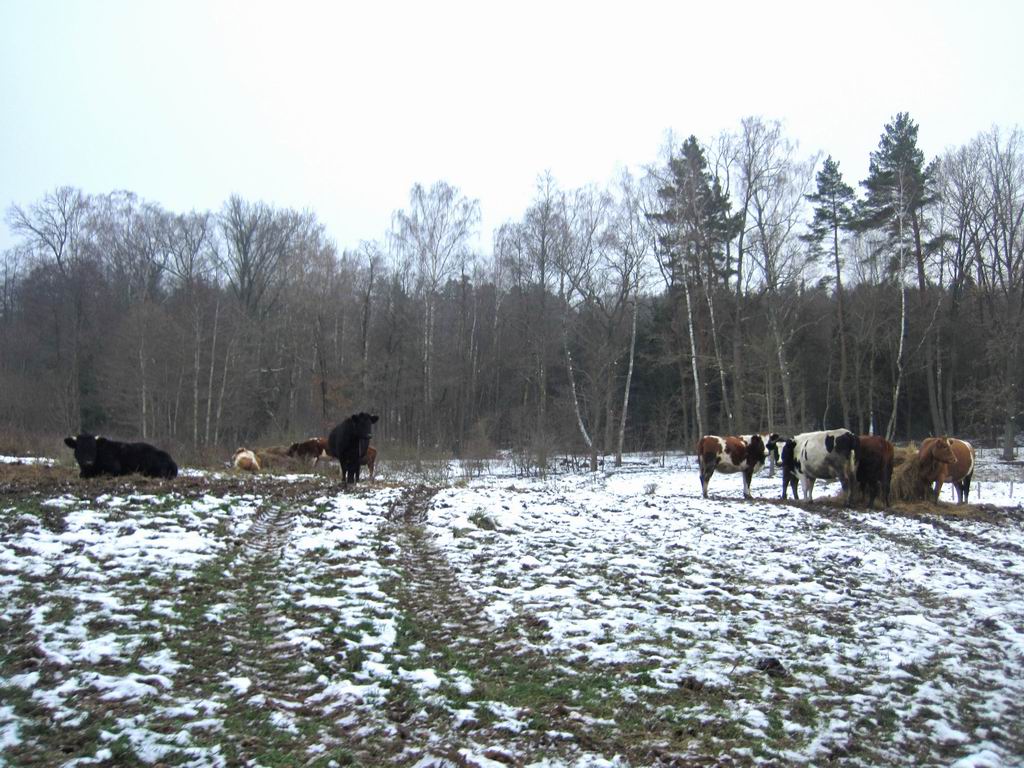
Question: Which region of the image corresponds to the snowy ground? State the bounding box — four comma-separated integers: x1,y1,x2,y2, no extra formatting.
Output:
1,451,1023,766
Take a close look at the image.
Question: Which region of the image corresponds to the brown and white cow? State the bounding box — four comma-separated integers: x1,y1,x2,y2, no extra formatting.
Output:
697,434,776,500
287,437,328,466
919,437,975,504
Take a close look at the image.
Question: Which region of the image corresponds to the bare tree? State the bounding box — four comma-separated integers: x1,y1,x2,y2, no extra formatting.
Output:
743,119,819,431
218,195,305,320
972,127,1024,457
612,171,655,465
392,181,480,447
164,210,214,446
6,187,90,429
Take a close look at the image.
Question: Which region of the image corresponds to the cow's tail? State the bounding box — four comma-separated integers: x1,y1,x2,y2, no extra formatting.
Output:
845,445,857,484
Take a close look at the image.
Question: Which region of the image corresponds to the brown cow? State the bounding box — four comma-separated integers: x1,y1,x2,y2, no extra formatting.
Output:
362,445,377,481
916,438,960,502
287,437,328,466
697,434,774,500
921,437,975,504
855,435,894,508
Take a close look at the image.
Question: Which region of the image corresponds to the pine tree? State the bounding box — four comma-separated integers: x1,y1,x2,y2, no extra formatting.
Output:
857,112,936,284
858,112,946,436
649,136,739,287
804,156,856,427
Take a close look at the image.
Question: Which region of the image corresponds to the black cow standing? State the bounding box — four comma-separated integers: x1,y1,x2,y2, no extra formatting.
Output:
327,413,378,485
64,434,178,479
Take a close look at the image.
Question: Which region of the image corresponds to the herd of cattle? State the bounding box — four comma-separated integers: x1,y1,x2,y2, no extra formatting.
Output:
62,417,976,508
698,428,976,507
63,412,381,486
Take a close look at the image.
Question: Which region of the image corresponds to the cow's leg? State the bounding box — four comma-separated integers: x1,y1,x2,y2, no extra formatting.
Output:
802,476,814,501
698,457,714,499
960,472,973,504
933,480,943,503
742,468,753,500
840,477,852,507
863,481,876,510
953,480,964,504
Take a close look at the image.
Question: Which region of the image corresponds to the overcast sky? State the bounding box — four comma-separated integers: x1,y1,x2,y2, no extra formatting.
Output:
2,0,1022,255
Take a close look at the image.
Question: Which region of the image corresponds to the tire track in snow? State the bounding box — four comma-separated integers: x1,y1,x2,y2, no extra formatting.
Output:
375,485,721,767
165,492,357,765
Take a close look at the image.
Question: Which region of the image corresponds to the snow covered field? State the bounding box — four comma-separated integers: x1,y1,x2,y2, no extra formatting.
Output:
1,451,1023,766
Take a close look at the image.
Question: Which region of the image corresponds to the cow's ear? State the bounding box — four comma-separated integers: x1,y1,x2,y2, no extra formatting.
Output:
370,415,379,423
350,413,359,421
64,437,77,448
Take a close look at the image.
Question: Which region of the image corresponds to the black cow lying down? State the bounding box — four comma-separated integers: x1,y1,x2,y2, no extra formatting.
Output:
64,434,178,479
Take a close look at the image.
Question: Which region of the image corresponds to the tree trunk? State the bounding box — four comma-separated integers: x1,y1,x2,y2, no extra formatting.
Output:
703,283,731,431
732,233,746,429
833,225,850,426
766,304,794,430
139,317,148,440
886,283,907,442
683,280,704,438
616,293,639,466
565,341,596,470
192,305,202,447
214,337,234,447
204,298,220,445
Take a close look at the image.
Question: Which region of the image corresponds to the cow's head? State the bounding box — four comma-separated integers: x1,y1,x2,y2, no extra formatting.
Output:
747,434,767,462
834,430,859,457
927,437,957,465
65,433,100,469
765,435,787,464
349,412,379,458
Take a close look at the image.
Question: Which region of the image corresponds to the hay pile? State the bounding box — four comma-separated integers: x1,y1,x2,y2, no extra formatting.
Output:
890,442,934,503
254,445,304,471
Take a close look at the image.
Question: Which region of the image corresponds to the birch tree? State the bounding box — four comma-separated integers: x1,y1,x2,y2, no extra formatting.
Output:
392,181,479,446
742,119,818,431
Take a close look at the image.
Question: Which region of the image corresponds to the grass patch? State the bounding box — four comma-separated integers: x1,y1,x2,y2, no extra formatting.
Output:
469,510,497,530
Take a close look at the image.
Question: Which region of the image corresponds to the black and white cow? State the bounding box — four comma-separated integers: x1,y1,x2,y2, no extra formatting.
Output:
772,429,858,505
64,434,178,479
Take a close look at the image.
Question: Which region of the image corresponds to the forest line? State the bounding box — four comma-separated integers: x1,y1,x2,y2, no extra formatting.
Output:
1,114,1021,466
